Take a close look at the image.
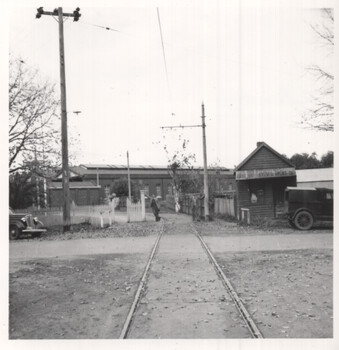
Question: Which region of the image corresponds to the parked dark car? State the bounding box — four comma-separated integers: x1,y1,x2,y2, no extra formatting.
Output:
9,208,46,240
284,187,333,230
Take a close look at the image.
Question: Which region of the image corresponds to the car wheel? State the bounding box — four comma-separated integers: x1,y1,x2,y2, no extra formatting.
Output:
9,225,20,240
294,211,314,230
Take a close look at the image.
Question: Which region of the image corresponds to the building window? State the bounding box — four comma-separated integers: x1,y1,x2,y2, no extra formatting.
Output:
156,184,161,197
167,184,173,195
144,184,149,196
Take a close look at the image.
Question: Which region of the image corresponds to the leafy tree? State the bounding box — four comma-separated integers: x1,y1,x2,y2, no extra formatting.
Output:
176,170,203,194
301,8,334,131
289,152,321,169
111,179,140,199
320,151,333,168
9,172,36,209
289,151,333,169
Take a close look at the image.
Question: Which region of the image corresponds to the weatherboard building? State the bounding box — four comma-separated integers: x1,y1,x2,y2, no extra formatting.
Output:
234,142,297,220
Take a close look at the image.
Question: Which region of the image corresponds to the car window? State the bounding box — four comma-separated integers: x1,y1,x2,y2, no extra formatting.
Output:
326,193,332,200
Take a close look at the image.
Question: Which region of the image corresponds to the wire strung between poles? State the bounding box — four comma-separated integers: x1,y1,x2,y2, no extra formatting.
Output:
80,20,120,32
156,7,175,117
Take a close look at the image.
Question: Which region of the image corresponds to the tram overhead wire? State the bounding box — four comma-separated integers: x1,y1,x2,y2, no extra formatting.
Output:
157,7,175,117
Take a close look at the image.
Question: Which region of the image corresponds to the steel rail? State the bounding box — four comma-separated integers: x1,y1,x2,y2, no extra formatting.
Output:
119,220,165,339
191,224,264,338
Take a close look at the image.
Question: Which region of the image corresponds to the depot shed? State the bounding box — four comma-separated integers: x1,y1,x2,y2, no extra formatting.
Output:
235,142,296,220
48,181,101,207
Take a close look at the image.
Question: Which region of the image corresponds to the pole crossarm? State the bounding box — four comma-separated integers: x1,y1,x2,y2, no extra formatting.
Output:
160,125,201,129
36,7,81,21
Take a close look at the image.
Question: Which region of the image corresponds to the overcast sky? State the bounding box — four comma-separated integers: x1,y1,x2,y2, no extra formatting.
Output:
6,0,336,168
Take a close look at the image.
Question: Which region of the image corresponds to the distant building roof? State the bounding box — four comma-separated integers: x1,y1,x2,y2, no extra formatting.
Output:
296,168,333,183
48,181,100,189
53,164,234,181
80,164,231,171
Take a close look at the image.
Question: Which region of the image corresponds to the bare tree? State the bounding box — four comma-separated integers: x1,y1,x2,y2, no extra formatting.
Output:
301,8,334,131
162,134,199,212
9,58,61,175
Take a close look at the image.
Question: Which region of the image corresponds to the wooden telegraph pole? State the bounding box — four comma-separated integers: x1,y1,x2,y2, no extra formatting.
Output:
58,7,71,232
201,103,210,220
160,103,210,220
36,7,81,232
127,151,132,202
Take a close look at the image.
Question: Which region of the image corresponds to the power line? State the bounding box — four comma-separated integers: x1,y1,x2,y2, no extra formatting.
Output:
80,20,120,32
161,124,201,129
156,8,174,116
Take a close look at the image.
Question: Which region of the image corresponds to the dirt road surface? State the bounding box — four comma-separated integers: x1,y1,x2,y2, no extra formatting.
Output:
9,213,333,339
128,217,252,338
10,236,157,261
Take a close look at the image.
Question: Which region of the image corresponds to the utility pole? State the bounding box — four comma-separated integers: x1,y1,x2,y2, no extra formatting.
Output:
160,103,210,220
36,7,81,232
34,133,40,210
40,116,48,208
127,151,132,202
201,103,210,220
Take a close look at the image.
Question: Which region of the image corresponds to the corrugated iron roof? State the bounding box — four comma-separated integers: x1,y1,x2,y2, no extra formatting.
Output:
50,165,234,181
81,164,170,170
79,164,231,172
48,181,100,189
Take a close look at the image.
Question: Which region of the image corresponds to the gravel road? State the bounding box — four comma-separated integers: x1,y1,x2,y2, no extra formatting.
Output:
128,219,252,338
9,213,333,339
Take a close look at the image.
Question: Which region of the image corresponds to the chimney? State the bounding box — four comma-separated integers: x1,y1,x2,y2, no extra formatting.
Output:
256,141,264,148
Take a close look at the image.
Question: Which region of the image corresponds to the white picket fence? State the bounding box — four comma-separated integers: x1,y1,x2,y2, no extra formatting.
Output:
126,191,146,222
26,204,122,228
19,192,147,227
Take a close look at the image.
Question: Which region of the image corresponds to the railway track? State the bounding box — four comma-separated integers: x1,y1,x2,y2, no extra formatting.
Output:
119,219,165,338
191,224,263,338
119,218,263,339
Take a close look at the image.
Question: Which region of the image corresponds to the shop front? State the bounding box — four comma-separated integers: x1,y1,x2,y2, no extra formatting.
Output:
235,142,296,220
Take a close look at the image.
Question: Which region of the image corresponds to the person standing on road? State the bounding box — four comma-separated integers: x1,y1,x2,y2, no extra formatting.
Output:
147,194,161,222
191,193,205,222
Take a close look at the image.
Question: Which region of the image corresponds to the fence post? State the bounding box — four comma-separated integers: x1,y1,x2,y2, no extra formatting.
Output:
71,200,76,224
109,204,112,226
140,190,146,221
241,208,250,224
127,198,130,223
100,210,104,228
113,199,116,222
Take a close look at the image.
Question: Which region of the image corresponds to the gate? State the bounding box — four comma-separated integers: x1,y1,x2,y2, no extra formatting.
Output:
127,190,146,222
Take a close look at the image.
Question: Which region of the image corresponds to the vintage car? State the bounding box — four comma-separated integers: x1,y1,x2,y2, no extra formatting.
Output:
284,187,333,230
9,208,46,240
